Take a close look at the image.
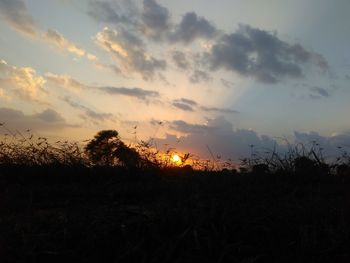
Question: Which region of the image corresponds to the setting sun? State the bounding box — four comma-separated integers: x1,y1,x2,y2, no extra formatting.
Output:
171,154,182,165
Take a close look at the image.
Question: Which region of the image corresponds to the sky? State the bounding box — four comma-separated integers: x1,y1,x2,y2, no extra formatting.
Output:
0,0,350,161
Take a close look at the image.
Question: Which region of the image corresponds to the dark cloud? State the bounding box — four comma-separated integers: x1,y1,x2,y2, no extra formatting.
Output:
208,25,328,84
171,50,190,70
172,98,196,112
89,1,217,44
0,0,37,37
176,98,198,106
171,98,237,114
294,131,350,159
99,86,159,100
62,96,113,122
34,109,65,123
172,102,194,112
109,64,123,75
88,0,136,26
310,86,330,98
170,12,217,43
158,117,280,160
142,0,170,39
156,118,350,162
0,107,70,131
220,78,235,88
189,70,212,83
200,106,239,114
170,120,211,134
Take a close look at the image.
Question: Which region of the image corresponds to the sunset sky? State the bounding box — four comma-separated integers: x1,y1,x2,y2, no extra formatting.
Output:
1,0,350,161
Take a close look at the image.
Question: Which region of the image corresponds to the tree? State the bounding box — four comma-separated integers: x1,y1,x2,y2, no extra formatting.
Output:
85,130,144,168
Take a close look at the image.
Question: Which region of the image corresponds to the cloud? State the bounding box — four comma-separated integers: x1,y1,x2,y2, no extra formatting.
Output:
88,1,217,44
0,107,69,131
88,0,135,25
157,117,279,160
200,106,239,114
171,50,190,70
62,96,114,123
142,0,170,39
171,98,196,112
95,27,166,80
0,0,37,37
45,72,159,102
0,0,94,60
34,108,65,123
170,12,217,44
189,69,212,83
294,131,350,159
220,78,235,88
207,25,329,83
99,86,159,100
170,120,211,134
176,98,198,106
172,102,194,112
309,86,330,98
87,53,98,61
0,59,47,102
155,117,350,162
171,97,237,114
0,87,9,100
45,72,87,92
44,29,86,57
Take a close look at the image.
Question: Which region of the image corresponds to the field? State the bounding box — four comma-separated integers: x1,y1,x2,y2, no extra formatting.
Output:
1,166,350,263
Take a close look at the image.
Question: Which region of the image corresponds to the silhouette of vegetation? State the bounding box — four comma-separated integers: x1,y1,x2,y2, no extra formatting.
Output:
2,125,350,262
84,129,151,169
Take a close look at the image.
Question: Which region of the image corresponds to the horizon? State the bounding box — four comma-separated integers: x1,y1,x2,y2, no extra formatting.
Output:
1,0,350,161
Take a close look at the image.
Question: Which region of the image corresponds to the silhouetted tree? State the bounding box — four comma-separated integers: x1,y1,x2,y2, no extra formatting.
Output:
85,130,144,168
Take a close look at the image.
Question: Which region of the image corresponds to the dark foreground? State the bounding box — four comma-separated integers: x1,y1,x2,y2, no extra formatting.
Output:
1,167,350,263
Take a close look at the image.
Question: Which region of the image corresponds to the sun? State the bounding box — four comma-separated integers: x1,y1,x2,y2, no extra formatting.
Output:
171,154,182,165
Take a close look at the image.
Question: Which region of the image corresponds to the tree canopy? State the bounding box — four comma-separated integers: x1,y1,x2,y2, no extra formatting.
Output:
84,130,145,168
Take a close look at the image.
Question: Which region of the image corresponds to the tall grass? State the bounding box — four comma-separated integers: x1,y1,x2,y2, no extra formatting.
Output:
1,124,350,177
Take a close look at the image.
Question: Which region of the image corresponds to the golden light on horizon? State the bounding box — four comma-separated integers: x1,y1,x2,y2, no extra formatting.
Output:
171,154,182,165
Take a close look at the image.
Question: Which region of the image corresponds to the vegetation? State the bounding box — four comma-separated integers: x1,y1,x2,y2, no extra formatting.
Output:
1,126,350,262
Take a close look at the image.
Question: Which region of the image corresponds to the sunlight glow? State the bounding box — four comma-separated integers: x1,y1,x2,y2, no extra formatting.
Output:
171,154,182,165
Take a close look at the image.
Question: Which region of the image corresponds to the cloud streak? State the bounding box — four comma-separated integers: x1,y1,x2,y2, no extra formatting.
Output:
171,97,238,114
62,96,114,123
45,29,86,57
0,107,69,131
0,0,96,60
45,72,160,102
200,106,239,114
99,86,159,100
45,72,87,92
0,0,37,37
